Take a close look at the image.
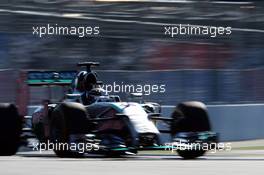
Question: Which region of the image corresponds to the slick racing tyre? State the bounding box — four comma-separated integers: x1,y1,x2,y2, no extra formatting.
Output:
0,103,21,156
170,101,211,159
50,102,89,158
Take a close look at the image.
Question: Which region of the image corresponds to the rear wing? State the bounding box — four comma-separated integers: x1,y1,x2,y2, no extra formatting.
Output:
26,71,77,86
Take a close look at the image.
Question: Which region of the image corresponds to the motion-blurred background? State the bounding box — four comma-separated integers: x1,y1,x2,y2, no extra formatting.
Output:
0,0,263,106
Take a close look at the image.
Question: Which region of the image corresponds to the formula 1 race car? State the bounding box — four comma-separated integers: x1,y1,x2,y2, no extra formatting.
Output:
0,62,218,159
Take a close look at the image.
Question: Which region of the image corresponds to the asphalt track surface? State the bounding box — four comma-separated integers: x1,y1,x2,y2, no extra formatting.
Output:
1,150,264,175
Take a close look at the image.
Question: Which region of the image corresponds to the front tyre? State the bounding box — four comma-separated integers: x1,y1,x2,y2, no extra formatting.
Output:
50,102,89,158
170,101,211,159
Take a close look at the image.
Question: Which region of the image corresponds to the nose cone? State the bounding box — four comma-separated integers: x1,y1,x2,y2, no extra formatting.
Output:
121,103,160,134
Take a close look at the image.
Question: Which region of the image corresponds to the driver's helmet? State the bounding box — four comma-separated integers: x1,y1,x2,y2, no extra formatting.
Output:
85,88,109,104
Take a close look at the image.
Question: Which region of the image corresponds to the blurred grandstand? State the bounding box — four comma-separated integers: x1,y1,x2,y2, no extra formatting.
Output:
0,0,263,106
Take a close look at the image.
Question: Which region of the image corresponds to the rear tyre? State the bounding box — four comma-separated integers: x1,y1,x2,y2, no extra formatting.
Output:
0,103,21,156
170,101,211,159
50,102,89,158
177,149,206,159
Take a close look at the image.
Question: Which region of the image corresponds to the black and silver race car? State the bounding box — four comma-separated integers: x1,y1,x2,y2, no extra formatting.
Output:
0,62,218,159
